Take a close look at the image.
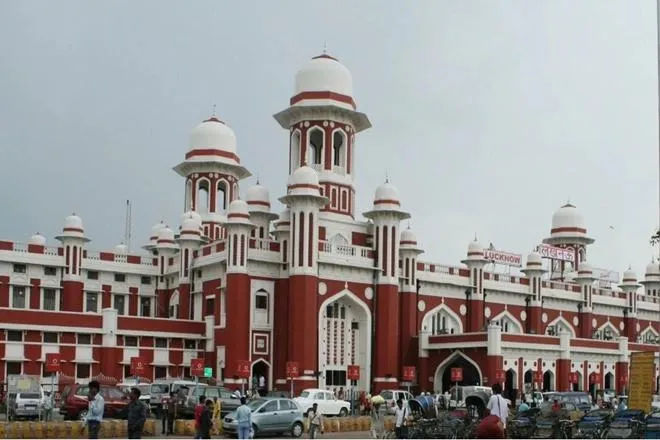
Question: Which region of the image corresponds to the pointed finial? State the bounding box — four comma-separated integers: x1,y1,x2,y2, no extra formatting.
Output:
256,174,260,185
407,221,411,230
344,281,348,290
323,41,327,54
385,170,389,183
474,233,478,241
212,104,216,116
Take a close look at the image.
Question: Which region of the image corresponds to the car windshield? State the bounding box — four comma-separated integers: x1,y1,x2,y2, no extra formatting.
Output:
19,393,40,399
247,399,267,410
137,385,150,394
299,391,310,398
151,384,170,394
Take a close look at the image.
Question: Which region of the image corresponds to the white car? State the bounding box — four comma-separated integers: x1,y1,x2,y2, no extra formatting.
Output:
380,390,414,415
293,388,350,417
652,395,660,411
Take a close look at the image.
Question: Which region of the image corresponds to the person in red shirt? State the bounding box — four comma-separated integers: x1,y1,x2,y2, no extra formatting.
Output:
551,399,561,413
194,395,206,439
475,408,504,439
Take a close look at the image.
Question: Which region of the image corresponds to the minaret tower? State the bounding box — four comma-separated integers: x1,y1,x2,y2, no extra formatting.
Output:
155,226,179,317
543,203,594,279
620,267,640,342
462,238,488,332
399,226,424,370
56,214,90,312
279,166,328,392
246,183,279,240
521,251,546,334
177,212,204,319
273,53,371,219
364,181,410,392
174,116,251,241
575,262,596,339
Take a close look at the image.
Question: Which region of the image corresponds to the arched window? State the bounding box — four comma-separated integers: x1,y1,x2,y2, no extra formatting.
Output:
308,128,324,165
216,181,227,212
290,131,301,172
424,306,462,335
185,180,193,211
332,130,345,167
197,179,210,213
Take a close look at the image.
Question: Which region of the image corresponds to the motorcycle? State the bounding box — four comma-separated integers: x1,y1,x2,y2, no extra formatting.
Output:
604,409,645,439
575,408,614,439
508,407,541,439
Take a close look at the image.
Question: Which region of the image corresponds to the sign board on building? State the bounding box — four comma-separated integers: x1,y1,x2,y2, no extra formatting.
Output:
347,365,360,381
536,244,575,263
450,368,463,382
533,371,543,383
7,375,42,394
236,360,251,379
402,366,416,382
628,351,655,413
45,353,62,373
495,370,506,382
190,358,205,377
590,372,601,384
483,249,523,267
203,367,213,378
286,362,300,378
569,372,579,384
130,357,146,376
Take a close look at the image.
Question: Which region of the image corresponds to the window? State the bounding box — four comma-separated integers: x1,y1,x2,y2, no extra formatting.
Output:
140,276,151,285
12,286,26,309
324,370,346,386
124,336,138,346
87,271,99,280
7,330,23,342
333,131,345,167
216,181,227,211
114,273,126,283
155,338,167,348
77,334,91,345
123,365,131,379
43,332,58,343
184,339,196,349
44,266,57,276
197,179,210,213
309,129,324,165
262,400,278,413
114,295,125,315
290,131,301,172
6,361,21,375
13,264,26,273
154,366,167,379
43,288,57,311
85,292,98,313
255,294,268,310
140,297,151,317
76,363,90,379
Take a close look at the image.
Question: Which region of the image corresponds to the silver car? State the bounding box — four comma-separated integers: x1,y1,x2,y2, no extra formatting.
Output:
8,391,43,420
223,398,304,438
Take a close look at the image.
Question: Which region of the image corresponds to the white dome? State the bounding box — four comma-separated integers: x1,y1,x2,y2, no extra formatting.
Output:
189,117,237,153
228,199,249,216
180,211,202,227
157,226,175,242
64,213,84,231
578,262,593,274
400,228,417,244
551,203,585,231
374,182,400,205
28,233,46,246
288,165,319,187
279,209,290,221
181,216,200,232
295,54,353,97
114,243,128,254
526,251,542,266
467,239,484,255
246,183,271,210
622,267,637,282
645,260,660,276
151,221,166,237
564,271,577,282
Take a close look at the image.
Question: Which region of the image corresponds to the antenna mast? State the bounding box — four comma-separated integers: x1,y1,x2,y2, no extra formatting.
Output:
124,200,132,253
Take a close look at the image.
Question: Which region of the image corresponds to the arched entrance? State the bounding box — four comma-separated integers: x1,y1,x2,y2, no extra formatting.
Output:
504,369,517,402
251,360,269,396
434,352,482,393
318,290,371,392
572,371,583,391
543,371,554,392
604,372,614,391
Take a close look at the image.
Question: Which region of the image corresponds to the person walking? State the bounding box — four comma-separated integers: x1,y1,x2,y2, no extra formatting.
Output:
236,397,252,440
475,408,505,439
194,395,206,439
198,399,214,439
127,387,147,439
309,403,323,439
370,397,385,439
85,380,104,439
394,398,409,439
161,391,176,436
212,396,222,435
486,383,509,431
41,391,53,422
517,397,529,413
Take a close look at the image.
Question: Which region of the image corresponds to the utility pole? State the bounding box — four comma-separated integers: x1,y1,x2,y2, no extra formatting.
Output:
652,0,660,257
124,200,132,253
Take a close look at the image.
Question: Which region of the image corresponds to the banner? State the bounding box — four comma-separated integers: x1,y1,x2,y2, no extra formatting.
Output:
628,351,655,413
483,249,522,267
286,362,300,378
190,358,205,377
347,365,360,381
536,244,575,262
450,368,463,382
402,366,416,381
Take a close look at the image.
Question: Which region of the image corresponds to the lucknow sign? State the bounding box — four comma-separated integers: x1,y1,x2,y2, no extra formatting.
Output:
483,249,522,267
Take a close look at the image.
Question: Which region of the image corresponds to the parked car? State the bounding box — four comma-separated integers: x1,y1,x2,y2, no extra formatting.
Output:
175,384,240,418
117,382,151,413
379,389,414,414
223,397,304,438
293,388,350,417
8,391,43,420
653,395,660,411
59,384,129,420
544,391,592,413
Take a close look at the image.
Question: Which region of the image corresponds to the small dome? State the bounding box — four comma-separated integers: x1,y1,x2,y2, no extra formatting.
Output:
526,251,542,267
467,239,484,256
295,54,353,98
189,116,237,153
28,233,46,246
180,211,202,227
374,182,400,205
228,199,249,216
622,267,637,282
157,226,175,242
564,271,578,282
400,228,417,244
246,183,271,211
114,243,128,254
645,260,660,276
181,215,200,233
288,165,319,187
551,203,586,232
578,262,593,274
64,213,84,231
151,221,166,238
279,209,290,222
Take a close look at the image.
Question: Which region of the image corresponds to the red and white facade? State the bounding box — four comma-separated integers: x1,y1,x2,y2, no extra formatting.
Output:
1,53,659,398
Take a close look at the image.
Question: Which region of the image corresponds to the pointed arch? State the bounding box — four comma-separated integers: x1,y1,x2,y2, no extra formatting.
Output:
640,325,660,343
596,321,620,340
491,310,523,334
196,178,211,213
545,315,576,338
290,130,301,172
216,178,228,212
433,351,484,392
422,303,463,335
331,128,346,168
308,127,324,166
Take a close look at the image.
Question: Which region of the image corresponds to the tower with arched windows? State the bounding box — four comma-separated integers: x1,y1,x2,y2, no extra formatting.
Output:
174,116,251,241
273,54,371,219
543,203,594,279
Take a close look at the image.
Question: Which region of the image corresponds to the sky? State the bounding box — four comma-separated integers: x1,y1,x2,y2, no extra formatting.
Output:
0,0,658,279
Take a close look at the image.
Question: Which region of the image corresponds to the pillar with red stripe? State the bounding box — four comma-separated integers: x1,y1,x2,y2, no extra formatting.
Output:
177,214,204,318
399,227,423,374
279,167,327,393
364,181,410,392
462,239,487,333
575,263,596,339
154,226,179,317
56,214,89,312
619,267,640,342
521,251,546,334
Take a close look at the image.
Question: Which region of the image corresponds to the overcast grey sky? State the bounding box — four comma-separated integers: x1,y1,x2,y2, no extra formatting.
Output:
1,0,658,278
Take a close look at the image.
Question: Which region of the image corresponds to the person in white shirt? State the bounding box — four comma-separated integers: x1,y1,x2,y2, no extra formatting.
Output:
486,383,509,429
85,380,105,439
394,399,409,439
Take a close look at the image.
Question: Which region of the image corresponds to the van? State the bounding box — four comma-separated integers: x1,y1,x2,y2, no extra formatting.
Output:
176,384,240,418
543,391,591,413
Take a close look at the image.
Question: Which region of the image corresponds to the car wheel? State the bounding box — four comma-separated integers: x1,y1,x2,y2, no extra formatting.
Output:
291,422,304,438
78,408,88,421
252,424,259,438
339,407,348,417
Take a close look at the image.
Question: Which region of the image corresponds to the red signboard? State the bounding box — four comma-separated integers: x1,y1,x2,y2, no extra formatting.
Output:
569,372,579,384
495,370,506,382
130,357,146,376
286,361,300,378
619,374,628,385
236,360,251,379
533,371,543,383
402,366,416,382
45,353,61,373
190,358,204,377
451,368,463,382
347,365,360,381
590,373,601,384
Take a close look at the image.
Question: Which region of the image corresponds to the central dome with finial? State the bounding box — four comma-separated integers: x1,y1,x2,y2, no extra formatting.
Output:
294,53,353,99
189,116,237,154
